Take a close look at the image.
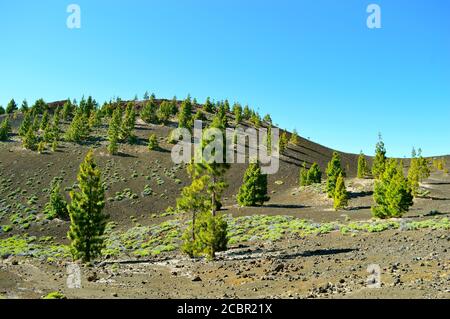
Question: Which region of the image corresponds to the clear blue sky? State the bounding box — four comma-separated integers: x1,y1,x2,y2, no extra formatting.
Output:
1,0,449,157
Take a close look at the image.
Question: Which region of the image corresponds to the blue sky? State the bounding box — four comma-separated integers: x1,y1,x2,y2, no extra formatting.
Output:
1,0,449,157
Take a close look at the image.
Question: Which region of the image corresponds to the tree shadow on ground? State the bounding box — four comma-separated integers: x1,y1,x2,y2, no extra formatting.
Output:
222,247,357,262
424,182,450,185
264,203,310,209
135,126,153,132
405,211,450,218
348,191,373,199
152,147,171,154
117,152,138,158
417,195,450,201
279,248,358,260
346,206,372,211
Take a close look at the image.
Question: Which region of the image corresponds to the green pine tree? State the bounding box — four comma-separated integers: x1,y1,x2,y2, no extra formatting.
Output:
67,150,108,263
233,103,243,125
307,162,322,184
194,110,207,121
237,162,270,206
299,162,309,186
88,109,102,128
37,141,46,154
265,126,272,155
372,158,413,219
204,97,214,113
0,117,11,141
408,148,430,197
21,100,29,112
170,96,178,115
279,132,288,153
357,151,369,178
157,101,173,124
148,134,159,151
372,134,387,179
189,116,230,215
65,111,89,143
22,127,38,150
263,114,272,124
196,212,228,260
289,129,299,145
40,111,49,130
120,103,136,143
243,105,252,120
31,115,40,131
250,112,261,128
408,157,420,197
177,175,211,257
107,108,121,155
223,100,230,112
177,174,228,260
32,98,47,114
333,173,348,210
6,99,18,114
43,123,55,143
178,97,193,130
51,139,58,152
44,178,68,220
326,152,345,198
213,103,227,128
79,96,97,118
53,107,61,126
62,99,73,121
416,148,430,182
141,98,158,124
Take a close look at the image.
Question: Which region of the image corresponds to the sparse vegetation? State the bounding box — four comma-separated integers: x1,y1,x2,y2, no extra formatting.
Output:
43,291,66,299
0,94,448,300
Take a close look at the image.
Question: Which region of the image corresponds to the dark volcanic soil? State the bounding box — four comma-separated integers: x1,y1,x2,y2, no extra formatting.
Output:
1,227,448,299
0,111,449,299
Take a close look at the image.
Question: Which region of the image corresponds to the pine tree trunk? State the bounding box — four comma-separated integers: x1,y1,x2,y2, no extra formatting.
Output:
211,176,216,217
192,211,196,241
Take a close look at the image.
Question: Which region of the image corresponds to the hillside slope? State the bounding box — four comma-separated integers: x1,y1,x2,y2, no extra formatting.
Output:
1,99,448,237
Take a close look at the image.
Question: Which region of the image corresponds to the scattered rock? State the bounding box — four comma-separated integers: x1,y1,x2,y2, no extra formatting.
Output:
87,273,98,282
271,262,285,273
